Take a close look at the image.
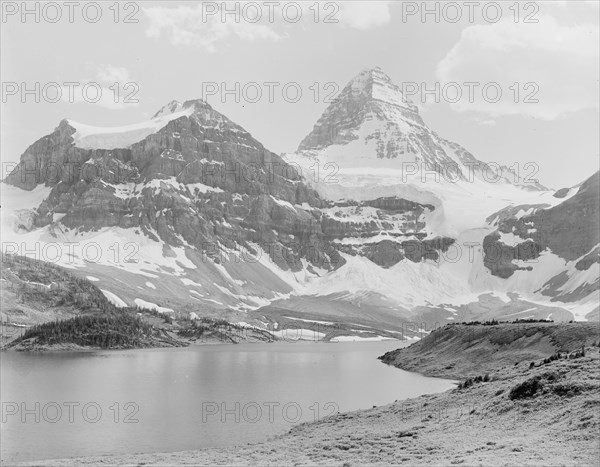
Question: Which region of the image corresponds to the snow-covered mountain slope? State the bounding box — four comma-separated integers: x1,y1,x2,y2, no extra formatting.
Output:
2,69,598,330
283,68,598,321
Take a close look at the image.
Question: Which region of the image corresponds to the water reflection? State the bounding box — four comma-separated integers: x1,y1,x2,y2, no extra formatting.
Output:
1,341,455,463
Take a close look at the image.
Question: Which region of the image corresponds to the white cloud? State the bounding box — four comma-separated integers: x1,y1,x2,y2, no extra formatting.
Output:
143,4,281,53
546,1,599,10
337,1,391,30
436,15,599,120
96,64,132,84
60,64,138,110
142,2,390,52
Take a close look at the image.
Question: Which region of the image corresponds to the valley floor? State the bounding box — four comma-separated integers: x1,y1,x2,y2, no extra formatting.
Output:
21,346,600,466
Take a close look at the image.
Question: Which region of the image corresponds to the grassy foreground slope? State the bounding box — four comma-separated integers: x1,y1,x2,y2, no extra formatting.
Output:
379,321,600,379
24,322,600,466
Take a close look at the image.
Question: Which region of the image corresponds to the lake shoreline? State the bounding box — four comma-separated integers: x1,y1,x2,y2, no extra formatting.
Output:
16,348,600,466
14,323,599,466
1,336,402,352
4,341,441,465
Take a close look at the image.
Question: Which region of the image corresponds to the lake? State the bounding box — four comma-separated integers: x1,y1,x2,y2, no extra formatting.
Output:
0,341,456,463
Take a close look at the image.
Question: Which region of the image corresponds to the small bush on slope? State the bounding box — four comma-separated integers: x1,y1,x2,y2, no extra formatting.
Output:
509,376,542,400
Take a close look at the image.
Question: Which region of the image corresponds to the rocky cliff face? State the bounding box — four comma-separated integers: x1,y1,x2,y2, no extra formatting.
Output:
489,172,599,263
483,172,599,303
316,197,455,267
5,100,342,272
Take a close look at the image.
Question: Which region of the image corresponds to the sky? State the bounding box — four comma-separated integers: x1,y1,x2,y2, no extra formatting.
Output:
1,0,599,189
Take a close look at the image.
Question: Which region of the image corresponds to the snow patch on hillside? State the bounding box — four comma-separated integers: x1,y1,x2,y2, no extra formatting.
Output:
101,289,127,308
332,335,395,342
272,328,326,341
134,298,174,313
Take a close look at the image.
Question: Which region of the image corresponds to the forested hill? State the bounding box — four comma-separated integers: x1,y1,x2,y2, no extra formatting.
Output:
1,254,184,350
6,313,185,350
1,255,275,350
1,253,120,315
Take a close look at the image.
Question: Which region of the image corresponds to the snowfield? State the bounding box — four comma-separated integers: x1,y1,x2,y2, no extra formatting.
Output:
68,106,194,150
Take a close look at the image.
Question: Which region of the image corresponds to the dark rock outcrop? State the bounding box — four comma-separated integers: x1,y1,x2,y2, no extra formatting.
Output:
483,172,600,279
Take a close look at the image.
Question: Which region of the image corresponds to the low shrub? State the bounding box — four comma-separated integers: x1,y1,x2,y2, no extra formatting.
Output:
552,383,582,397
509,376,542,400
541,371,559,381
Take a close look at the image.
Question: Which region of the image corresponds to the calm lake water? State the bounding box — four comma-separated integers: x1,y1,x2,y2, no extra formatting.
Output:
1,341,455,463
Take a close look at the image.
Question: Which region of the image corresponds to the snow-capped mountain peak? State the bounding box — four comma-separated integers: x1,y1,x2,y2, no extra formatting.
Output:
152,100,184,118
57,98,249,152
298,67,425,154
347,67,415,110
294,67,546,193
66,104,194,150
